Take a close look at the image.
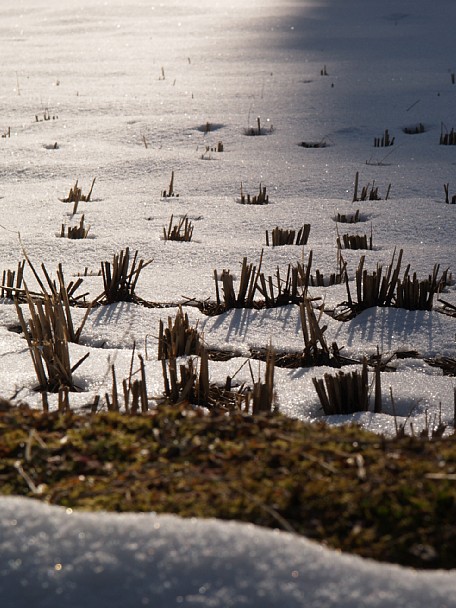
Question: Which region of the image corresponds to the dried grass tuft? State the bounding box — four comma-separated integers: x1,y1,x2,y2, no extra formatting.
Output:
101,349,149,414
444,183,456,204
352,171,391,202
266,224,310,246
1,261,25,299
396,264,449,311
200,141,224,159
348,249,403,312
214,254,261,310
162,171,179,198
257,261,310,306
335,209,360,223
339,250,448,318
35,108,58,122
300,139,327,148
310,250,346,287
163,214,194,242
300,299,333,364
211,252,316,313
7,258,89,307
440,125,456,145
239,182,269,205
245,347,276,414
337,230,373,251
160,350,203,407
403,123,426,135
98,248,153,304
158,306,200,360
374,129,394,147
244,116,272,136
60,214,91,239
15,285,90,397
312,359,370,415
60,178,96,204
160,345,253,412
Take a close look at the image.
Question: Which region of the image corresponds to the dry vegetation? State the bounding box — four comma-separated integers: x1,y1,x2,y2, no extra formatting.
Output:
1,51,455,576
98,248,153,304
161,171,179,198
374,129,394,147
60,214,91,239
1,214,455,572
352,171,391,202
60,178,96,204
266,224,311,247
239,182,269,205
163,214,194,242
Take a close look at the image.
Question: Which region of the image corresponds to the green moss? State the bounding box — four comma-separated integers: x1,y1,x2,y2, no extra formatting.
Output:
1,404,456,569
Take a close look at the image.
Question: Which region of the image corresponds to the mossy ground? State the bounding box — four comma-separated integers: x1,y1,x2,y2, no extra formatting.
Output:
1,403,455,569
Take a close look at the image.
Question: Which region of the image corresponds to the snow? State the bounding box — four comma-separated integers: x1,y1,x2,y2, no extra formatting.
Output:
1,0,456,604
2,496,456,608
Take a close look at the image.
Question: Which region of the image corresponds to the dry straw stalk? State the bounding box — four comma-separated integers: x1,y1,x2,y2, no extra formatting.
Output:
163,214,194,242
61,178,96,203
61,214,90,239
99,248,153,304
312,359,370,415
265,224,311,246
15,285,89,395
158,306,200,360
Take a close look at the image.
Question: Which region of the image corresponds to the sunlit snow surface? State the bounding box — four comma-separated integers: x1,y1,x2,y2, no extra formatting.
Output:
0,0,455,435
0,0,456,603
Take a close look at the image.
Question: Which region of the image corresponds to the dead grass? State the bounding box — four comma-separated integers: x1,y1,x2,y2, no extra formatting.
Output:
344,249,403,314
313,359,370,415
335,209,360,223
444,183,456,204
337,230,372,250
396,264,449,311
60,178,96,204
163,214,193,242
60,214,90,239
213,255,261,310
1,261,25,299
239,183,269,205
157,306,200,360
243,116,272,136
339,250,449,317
403,123,426,134
14,285,90,399
162,171,179,198
440,125,456,145
98,248,153,304
266,224,310,246
352,171,391,202
374,129,394,147
300,139,327,148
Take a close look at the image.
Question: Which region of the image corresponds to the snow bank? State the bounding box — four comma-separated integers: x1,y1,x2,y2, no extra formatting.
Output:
1,497,455,608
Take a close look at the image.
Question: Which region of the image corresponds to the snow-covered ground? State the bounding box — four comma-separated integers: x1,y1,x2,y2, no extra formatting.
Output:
1,0,456,605
2,495,456,608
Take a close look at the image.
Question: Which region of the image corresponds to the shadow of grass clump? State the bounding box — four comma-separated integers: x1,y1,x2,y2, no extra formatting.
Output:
1,404,456,570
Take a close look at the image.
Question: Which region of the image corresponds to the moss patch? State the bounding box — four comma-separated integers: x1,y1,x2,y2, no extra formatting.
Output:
1,404,455,569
